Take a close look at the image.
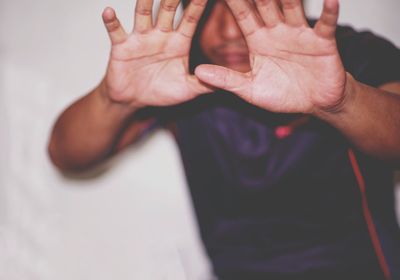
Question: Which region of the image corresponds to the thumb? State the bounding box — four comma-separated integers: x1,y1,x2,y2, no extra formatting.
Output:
195,64,251,97
187,75,217,96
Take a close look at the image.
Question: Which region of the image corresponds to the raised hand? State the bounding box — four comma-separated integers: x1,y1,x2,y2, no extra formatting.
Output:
101,0,213,109
195,0,347,114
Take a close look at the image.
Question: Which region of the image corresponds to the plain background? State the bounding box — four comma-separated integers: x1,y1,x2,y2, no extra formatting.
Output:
0,0,399,279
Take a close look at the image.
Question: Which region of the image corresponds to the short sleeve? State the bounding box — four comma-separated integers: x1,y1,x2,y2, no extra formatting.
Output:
336,26,400,87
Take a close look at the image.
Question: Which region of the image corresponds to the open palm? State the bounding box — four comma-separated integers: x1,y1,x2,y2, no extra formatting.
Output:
102,0,212,109
195,0,347,114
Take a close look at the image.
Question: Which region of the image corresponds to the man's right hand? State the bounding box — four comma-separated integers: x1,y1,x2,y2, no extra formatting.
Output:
101,0,213,110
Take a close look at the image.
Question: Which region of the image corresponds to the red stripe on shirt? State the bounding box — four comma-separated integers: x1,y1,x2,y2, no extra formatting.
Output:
348,149,391,279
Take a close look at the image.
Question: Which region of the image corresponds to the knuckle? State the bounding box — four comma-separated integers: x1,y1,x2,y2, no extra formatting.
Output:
106,19,120,32
281,0,300,9
178,31,192,39
255,0,273,7
323,6,338,16
157,25,172,32
190,0,206,8
135,28,152,34
184,14,200,24
135,8,152,16
222,70,229,88
235,9,251,21
161,2,178,12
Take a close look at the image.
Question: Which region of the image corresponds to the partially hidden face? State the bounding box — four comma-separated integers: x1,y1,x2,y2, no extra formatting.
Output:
199,0,252,73
188,0,294,73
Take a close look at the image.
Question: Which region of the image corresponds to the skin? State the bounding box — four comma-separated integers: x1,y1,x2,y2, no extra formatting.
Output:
199,0,251,73
48,0,400,171
48,0,213,170
198,0,345,113
101,0,214,108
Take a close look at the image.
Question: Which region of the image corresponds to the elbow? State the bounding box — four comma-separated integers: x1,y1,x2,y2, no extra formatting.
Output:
47,136,75,172
47,134,110,175
47,135,92,173
48,135,64,170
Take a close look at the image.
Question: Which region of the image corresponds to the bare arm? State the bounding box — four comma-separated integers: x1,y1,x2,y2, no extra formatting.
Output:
316,78,400,164
48,0,213,172
48,81,141,171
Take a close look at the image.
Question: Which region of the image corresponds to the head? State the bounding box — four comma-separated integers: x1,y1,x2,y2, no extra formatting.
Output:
183,0,304,73
200,0,254,73
183,0,252,72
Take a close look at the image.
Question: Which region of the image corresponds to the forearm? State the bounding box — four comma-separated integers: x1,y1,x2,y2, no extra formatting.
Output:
48,80,138,172
315,73,400,164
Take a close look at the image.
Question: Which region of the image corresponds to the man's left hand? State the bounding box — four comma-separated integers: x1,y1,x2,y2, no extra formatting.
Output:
195,0,347,115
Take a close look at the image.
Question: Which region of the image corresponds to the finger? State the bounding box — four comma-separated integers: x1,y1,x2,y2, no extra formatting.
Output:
254,0,284,28
314,0,339,39
187,75,216,95
177,0,208,38
102,7,128,45
134,0,154,33
156,0,181,32
224,0,263,37
280,0,308,27
195,64,251,98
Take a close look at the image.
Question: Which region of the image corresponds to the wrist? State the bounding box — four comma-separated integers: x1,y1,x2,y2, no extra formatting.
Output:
96,79,142,116
314,72,358,120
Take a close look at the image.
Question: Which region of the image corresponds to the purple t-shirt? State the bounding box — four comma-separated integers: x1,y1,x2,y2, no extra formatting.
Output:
146,24,400,279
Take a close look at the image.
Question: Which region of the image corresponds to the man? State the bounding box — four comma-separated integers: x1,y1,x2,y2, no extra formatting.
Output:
48,0,400,279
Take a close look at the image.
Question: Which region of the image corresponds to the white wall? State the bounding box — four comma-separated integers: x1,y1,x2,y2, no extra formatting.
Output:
306,0,400,47
0,1,212,279
0,1,399,279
